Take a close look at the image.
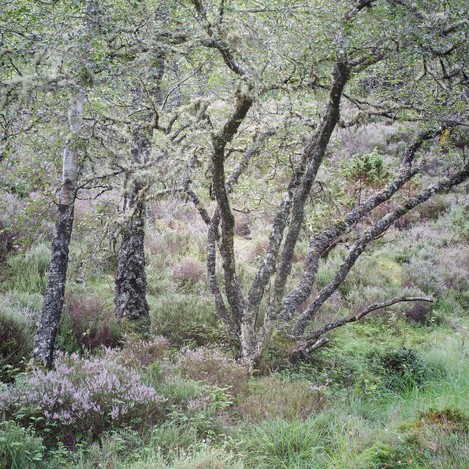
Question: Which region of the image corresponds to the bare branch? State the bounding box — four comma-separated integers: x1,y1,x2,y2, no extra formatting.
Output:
301,296,434,343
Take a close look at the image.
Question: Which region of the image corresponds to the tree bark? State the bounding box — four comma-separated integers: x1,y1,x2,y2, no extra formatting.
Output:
114,186,150,333
114,133,151,334
32,88,86,368
114,47,165,334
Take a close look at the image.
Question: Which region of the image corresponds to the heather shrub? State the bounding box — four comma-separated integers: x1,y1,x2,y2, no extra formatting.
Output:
6,243,50,294
0,219,16,264
56,292,122,353
450,204,469,241
416,195,450,221
172,256,205,290
155,376,208,406
405,301,431,324
177,347,249,399
402,259,444,296
120,335,170,367
368,347,428,390
356,442,405,469
0,350,165,446
0,290,42,323
438,248,469,292
0,311,33,382
149,294,225,346
398,408,469,466
236,376,326,422
0,420,45,469
235,214,251,237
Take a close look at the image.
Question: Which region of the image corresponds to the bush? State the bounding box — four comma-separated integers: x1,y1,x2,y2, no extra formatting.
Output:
172,256,205,290
6,243,50,294
0,350,165,446
369,347,427,390
177,347,249,399
56,292,122,353
0,421,45,469
357,442,404,469
149,294,225,346
120,335,170,368
0,219,16,265
0,311,33,382
449,204,469,241
417,195,450,222
405,302,431,324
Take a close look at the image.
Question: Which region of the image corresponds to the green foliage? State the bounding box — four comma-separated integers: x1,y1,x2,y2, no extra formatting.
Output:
450,204,469,241
0,421,45,469
356,442,404,469
148,294,226,347
0,310,33,382
6,244,50,294
342,148,391,188
369,347,428,391
239,418,320,468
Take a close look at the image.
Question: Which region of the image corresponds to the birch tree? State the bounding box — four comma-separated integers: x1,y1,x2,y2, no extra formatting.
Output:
185,0,469,366
31,1,104,367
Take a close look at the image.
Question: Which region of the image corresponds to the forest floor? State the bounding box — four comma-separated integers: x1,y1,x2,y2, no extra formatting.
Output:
1,169,469,468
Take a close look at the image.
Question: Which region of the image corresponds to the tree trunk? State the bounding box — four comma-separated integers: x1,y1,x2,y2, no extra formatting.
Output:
32,89,86,368
114,193,150,333
114,131,151,333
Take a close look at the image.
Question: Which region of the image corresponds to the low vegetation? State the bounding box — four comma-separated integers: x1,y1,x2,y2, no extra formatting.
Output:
1,182,468,468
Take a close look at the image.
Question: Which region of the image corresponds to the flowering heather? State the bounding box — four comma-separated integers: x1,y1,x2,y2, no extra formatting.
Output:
120,335,170,367
0,350,164,444
178,347,249,399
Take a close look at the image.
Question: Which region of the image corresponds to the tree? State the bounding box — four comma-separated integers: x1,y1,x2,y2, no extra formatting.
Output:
183,0,469,366
31,2,102,367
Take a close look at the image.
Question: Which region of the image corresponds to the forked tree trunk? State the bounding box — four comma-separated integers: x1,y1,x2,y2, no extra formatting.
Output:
32,89,86,368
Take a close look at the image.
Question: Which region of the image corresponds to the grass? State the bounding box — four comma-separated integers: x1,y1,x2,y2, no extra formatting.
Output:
1,173,469,468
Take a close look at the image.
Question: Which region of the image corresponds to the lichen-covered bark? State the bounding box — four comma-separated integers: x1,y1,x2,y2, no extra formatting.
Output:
114,48,165,334
33,89,86,368
114,194,150,334
293,160,469,336
280,129,439,322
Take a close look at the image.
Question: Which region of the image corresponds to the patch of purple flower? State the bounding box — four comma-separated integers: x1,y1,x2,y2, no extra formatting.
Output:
0,350,165,445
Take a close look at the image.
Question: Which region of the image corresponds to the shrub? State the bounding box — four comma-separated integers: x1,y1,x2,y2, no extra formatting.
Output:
177,347,249,399
120,335,170,368
0,421,45,469
0,350,165,446
56,292,122,353
369,347,427,390
149,294,225,346
0,219,16,265
357,442,404,469
0,311,33,382
6,243,50,294
172,256,205,290
405,302,431,324
236,375,326,422
417,195,450,222
450,204,469,241
399,408,469,465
